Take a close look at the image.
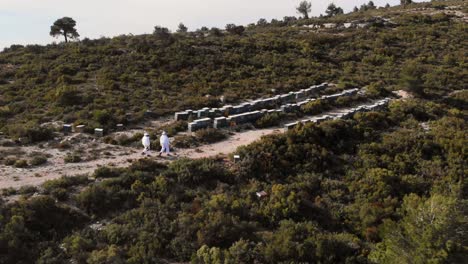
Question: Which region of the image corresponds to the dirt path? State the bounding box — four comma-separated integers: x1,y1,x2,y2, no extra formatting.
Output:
0,97,391,190
0,128,280,189
178,128,280,159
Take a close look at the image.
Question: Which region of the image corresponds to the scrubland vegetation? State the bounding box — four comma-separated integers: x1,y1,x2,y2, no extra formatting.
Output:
0,1,466,263
1,96,465,263
0,1,465,140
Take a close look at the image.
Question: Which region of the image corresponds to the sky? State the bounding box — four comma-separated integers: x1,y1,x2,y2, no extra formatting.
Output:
0,0,425,50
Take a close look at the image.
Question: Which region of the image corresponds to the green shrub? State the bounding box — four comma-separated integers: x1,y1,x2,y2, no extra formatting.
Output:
93,167,122,179
64,153,82,163
51,188,69,201
255,113,283,128
103,136,118,145
115,134,134,145
18,185,37,195
55,85,82,106
14,159,28,168
1,187,17,196
30,156,48,166
195,128,227,144
42,175,89,194
365,82,389,98
158,121,188,136
75,184,129,217
129,159,166,172
166,158,228,185
334,95,356,107
172,135,199,148
7,122,54,143
0,106,12,118
93,109,117,127
4,157,16,166
301,99,328,115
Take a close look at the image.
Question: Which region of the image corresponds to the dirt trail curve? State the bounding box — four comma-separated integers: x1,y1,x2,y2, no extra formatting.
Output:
0,128,280,189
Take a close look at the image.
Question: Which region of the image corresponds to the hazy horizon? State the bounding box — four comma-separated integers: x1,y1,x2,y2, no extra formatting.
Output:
0,0,425,50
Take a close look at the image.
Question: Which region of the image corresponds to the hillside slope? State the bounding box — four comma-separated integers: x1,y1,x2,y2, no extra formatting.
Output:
0,1,467,264
0,1,466,140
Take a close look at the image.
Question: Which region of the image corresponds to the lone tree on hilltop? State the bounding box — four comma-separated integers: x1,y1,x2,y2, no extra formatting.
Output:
154,26,171,39
153,26,174,45
177,23,188,33
296,1,312,19
325,3,344,17
225,24,245,35
360,1,377,11
401,0,412,6
210,27,223,37
257,18,268,26
50,17,79,43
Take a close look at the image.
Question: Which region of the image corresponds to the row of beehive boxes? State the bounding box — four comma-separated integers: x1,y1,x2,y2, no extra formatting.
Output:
187,87,363,132
175,83,329,121
61,124,125,136
281,88,360,113
188,108,284,132
320,88,359,102
283,98,391,131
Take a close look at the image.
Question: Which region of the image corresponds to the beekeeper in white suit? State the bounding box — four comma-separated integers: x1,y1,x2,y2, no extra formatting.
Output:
141,132,151,155
159,131,170,156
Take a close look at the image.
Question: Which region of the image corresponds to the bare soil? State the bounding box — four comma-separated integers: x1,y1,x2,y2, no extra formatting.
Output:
393,90,413,99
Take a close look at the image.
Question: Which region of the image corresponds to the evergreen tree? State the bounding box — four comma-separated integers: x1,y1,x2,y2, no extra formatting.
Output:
225,24,245,35
50,17,79,43
370,194,467,264
153,26,171,40
177,23,188,33
296,1,312,19
401,0,413,5
325,3,344,17
400,60,425,96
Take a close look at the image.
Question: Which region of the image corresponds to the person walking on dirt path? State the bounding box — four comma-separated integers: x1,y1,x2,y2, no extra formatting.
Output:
142,132,151,155
159,131,171,157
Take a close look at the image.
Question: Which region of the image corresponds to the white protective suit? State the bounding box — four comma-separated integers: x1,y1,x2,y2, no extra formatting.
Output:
142,134,151,152
160,134,170,154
